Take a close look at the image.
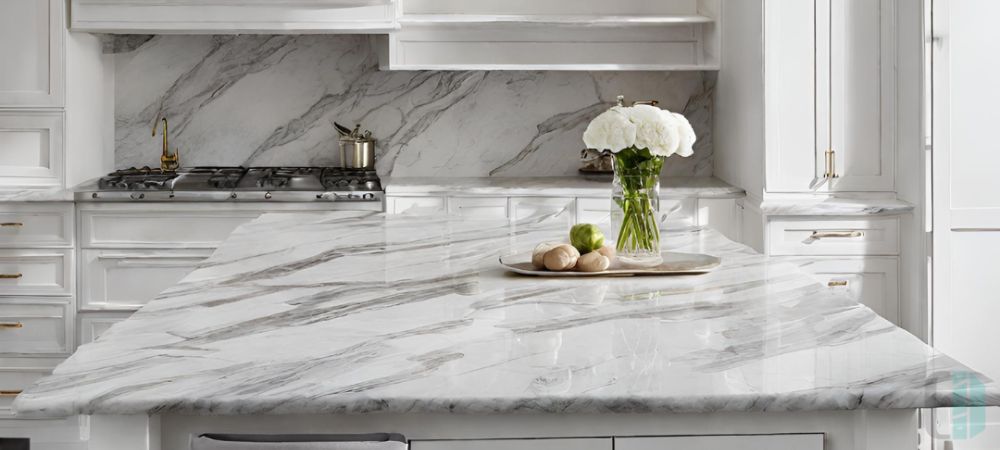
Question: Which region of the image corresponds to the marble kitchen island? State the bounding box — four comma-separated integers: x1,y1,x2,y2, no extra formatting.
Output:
13,211,1000,450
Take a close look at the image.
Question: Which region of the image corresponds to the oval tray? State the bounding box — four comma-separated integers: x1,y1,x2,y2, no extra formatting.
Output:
499,251,721,277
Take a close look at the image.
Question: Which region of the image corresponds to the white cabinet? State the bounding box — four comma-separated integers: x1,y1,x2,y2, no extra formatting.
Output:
80,208,261,249
0,203,73,248
0,249,72,297
764,0,894,193
787,256,899,323
509,197,574,221
0,298,71,355
767,217,899,256
0,0,64,107
80,249,214,311
411,438,610,450
69,0,397,33
615,434,823,450
387,196,447,215
0,112,65,189
447,197,509,219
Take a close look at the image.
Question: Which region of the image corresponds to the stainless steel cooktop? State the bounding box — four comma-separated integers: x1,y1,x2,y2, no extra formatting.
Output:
81,166,383,202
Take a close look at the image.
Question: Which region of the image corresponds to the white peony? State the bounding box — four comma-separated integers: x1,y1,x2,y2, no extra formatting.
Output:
624,104,681,157
671,112,696,157
582,107,636,152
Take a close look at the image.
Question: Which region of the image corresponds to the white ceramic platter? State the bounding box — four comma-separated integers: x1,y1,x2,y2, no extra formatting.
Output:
499,251,721,277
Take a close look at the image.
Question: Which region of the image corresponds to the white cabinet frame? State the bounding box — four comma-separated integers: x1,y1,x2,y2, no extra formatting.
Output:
0,111,65,189
0,0,65,107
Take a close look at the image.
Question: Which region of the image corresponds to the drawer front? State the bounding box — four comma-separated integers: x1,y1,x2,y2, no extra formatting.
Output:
0,367,49,418
0,112,64,188
81,210,259,248
447,197,509,219
790,257,900,323
767,217,899,256
81,249,213,311
0,299,70,355
0,249,71,296
509,197,574,222
79,312,132,344
411,438,611,450
386,196,447,214
0,203,72,247
615,434,823,450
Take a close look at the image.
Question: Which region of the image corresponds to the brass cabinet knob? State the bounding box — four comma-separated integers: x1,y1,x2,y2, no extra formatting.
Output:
828,280,850,287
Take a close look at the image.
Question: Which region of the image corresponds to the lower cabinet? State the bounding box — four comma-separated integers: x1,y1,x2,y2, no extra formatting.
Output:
80,249,214,311
788,256,900,323
615,434,823,450
411,438,611,450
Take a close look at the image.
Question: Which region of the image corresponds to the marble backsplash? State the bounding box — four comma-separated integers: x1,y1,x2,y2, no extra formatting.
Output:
113,35,714,177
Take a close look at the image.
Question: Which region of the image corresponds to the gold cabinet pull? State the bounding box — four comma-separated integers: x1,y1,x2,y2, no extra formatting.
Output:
0,322,23,329
810,230,864,239
0,222,23,227
0,273,22,279
823,149,839,179
0,390,22,396
828,280,850,287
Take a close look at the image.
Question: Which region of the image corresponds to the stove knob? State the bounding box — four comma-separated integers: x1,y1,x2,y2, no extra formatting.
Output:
130,192,145,200
362,193,375,200
264,192,272,200
230,193,238,199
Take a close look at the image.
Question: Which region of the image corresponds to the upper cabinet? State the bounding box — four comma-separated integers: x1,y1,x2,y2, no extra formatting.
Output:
764,0,895,193
379,0,721,70
69,0,398,33
0,0,64,107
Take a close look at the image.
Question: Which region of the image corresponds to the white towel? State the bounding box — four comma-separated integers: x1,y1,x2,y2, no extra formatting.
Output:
191,433,408,450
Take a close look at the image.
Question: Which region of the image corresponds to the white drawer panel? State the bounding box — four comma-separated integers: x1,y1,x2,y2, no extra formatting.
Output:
386,196,446,214
615,434,822,450
767,217,899,256
411,438,610,450
81,249,213,311
0,249,71,296
79,312,132,344
81,210,259,248
0,367,49,418
0,112,64,188
447,197,509,219
0,203,72,247
789,256,900,324
509,197,574,221
0,299,70,355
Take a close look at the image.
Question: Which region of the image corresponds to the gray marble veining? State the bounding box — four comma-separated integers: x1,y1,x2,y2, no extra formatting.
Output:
14,212,1000,417
112,35,714,178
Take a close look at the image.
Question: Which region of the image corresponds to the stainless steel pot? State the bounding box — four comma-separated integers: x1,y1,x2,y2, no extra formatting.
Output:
339,138,376,169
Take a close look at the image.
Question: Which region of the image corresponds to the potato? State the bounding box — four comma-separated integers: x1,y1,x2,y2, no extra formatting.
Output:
576,251,611,272
543,244,580,271
596,245,616,260
531,242,560,269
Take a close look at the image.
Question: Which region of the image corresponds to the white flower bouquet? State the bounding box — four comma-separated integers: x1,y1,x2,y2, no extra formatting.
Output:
582,103,696,267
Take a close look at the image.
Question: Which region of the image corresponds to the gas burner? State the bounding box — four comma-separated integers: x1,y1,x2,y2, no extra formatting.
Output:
173,167,246,191
237,167,324,191
321,168,381,192
98,166,178,190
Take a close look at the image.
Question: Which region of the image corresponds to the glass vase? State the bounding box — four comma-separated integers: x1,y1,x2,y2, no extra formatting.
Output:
611,151,664,268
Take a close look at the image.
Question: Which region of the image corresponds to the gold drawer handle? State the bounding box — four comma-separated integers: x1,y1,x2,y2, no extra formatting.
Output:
828,280,850,287
0,222,23,227
810,230,864,239
0,322,23,329
0,273,22,279
0,390,22,397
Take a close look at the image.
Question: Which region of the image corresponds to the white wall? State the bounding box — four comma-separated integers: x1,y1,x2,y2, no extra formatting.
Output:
64,31,114,186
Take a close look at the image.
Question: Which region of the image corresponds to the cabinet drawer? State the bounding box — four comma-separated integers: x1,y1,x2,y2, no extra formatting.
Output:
615,434,822,450
509,197,574,221
0,299,70,355
0,203,72,247
81,249,213,311
81,210,259,248
79,312,131,344
0,249,71,296
411,438,610,450
0,367,49,418
767,217,899,255
447,197,509,219
386,196,446,214
789,256,900,323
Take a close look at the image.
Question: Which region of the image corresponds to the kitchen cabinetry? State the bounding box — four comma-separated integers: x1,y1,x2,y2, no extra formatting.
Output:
411,438,610,450
68,0,397,33
764,0,894,193
615,434,822,450
0,0,64,107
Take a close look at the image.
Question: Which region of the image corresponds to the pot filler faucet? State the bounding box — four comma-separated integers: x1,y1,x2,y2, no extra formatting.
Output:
153,117,180,171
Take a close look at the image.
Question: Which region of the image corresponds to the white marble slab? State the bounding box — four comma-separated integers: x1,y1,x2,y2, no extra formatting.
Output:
14,212,1000,417
760,197,915,216
112,35,714,178
384,176,744,198
0,188,73,202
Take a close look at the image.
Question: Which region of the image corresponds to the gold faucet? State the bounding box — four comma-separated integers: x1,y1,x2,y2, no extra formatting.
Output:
153,117,179,171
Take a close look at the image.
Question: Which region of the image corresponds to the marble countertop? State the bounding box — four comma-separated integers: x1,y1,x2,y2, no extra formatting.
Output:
0,188,73,202
760,197,915,216
383,176,746,199
14,212,999,417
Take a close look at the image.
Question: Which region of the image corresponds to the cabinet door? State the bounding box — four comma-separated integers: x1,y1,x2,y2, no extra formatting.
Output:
81,249,213,311
789,256,899,323
615,434,822,450
0,112,65,188
0,0,64,107
411,438,610,450
828,0,894,191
